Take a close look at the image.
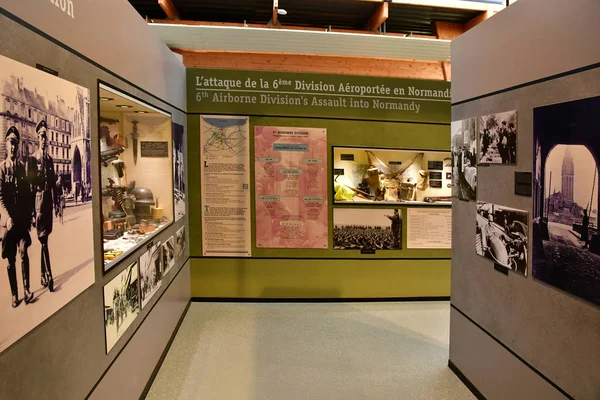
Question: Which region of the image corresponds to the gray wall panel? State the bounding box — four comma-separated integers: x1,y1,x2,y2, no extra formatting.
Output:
0,11,190,400
449,309,567,400
452,0,600,103
0,0,186,111
89,261,191,400
451,47,600,400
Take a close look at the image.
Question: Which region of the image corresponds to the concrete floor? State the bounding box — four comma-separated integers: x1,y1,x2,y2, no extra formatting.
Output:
146,302,474,400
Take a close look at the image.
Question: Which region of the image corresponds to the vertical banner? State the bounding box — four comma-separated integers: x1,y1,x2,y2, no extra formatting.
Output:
255,126,328,248
200,116,251,256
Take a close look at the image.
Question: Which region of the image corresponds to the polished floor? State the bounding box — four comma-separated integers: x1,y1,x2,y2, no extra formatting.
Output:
146,302,474,400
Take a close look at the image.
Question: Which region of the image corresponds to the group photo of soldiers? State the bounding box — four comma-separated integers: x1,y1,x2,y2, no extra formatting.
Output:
103,260,140,352
333,208,402,250
0,55,95,354
478,111,518,165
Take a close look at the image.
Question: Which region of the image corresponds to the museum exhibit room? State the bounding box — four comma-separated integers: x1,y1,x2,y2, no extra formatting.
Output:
0,0,599,399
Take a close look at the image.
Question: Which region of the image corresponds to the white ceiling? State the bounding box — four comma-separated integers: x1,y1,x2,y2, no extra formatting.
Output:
149,24,451,61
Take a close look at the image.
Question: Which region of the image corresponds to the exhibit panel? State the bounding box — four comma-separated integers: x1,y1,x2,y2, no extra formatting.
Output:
0,6,190,399
99,85,174,271
450,1,600,396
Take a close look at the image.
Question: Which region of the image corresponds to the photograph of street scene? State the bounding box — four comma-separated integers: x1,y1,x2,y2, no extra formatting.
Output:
0,55,94,354
451,118,477,201
532,97,600,305
333,208,402,250
478,110,517,164
173,122,185,221
140,242,162,309
103,261,140,353
476,202,528,275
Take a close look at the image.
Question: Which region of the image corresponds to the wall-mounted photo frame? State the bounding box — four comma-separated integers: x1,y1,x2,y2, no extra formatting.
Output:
332,146,451,206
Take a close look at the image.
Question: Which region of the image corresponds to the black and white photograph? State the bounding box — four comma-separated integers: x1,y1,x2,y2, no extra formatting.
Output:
173,122,185,221
139,242,162,309
175,226,186,263
478,110,517,164
103,260,140,353
533,96,600,306
162,236,175,275
333,208,403,250
476,202,528,275
0,55,94,354
451,118,477,201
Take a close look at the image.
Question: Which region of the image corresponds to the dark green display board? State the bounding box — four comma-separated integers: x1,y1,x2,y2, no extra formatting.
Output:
188,115,451,260
187,68,451,123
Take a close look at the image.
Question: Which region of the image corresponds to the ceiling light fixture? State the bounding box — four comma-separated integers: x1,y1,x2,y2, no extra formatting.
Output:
100,97,113,101
135,111,148,114
117,105,133,108
277,9,287,15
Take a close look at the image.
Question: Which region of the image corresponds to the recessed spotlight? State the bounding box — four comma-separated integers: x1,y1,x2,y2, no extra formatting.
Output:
100,97,113,101
277,9,287,15
116,105,132,108
135,111,148,114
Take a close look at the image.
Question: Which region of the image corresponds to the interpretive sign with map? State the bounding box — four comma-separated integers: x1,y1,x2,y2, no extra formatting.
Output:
200,115,251,256
255,126,328,248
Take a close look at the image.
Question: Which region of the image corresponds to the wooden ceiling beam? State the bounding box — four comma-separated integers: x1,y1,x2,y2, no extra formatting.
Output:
158,0,180,20
433,21,464,41
149,19,437,39
364,2,389,32
465,10,494,32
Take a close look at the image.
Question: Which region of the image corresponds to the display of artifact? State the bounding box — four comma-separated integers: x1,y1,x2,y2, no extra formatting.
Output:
333,147,452,205
99,85,174,270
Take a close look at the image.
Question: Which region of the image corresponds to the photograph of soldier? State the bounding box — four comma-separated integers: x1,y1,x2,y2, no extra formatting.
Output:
1,126,34,308
162,236,175,276
175,226,186,263
140,242,162,309
478,111,517,164
451,118,477,201
333,208,403,250
0,55,94,355
533,98,600,307
173,123,185,221
476,202,528,275
103,260,140,353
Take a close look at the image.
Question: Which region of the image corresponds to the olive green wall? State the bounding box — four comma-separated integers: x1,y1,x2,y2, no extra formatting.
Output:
188,115,451,298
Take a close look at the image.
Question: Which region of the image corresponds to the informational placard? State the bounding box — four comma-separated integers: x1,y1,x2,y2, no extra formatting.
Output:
140,141,169,157
255,126,328,248
200,116,251,256
406,208,452,249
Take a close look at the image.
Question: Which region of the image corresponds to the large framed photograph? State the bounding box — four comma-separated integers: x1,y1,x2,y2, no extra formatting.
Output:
103,260,140,353
333,208,403,250
476,202,528,275
533,96,600,306
173,122,185,221
99,83,174,272
0,55,94,354
333,146,451,206
478,111,517,164
451,118,477,201
139,242,162,309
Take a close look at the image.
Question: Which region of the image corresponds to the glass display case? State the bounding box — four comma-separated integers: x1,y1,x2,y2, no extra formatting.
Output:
99,84,174,271
333,146,452,205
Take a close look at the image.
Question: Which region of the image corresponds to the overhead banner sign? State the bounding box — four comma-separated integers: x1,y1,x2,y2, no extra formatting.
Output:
187,69,451,123
200,115,252,257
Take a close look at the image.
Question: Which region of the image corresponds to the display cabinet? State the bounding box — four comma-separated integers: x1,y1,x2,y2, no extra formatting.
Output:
99,84,174,271
332,146,452,205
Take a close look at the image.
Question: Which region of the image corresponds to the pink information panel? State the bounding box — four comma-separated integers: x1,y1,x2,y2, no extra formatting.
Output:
254,126,328,248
